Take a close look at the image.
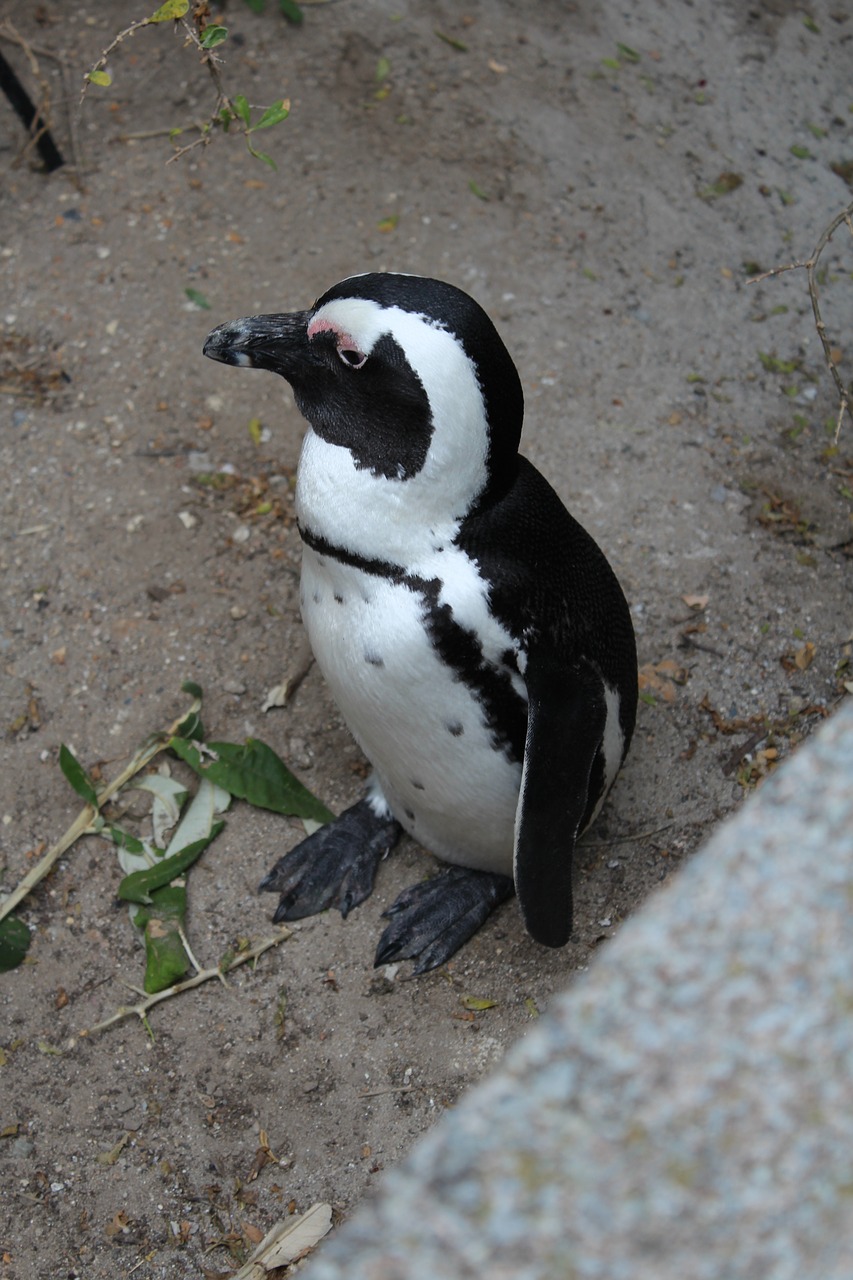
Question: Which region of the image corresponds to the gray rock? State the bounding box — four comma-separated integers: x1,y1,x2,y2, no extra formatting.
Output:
302,701,853,1280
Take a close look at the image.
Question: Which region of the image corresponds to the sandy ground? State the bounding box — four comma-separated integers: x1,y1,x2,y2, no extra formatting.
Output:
0,1,851,1276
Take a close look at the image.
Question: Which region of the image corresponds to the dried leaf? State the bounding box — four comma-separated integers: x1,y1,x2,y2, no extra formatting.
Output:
241,1202,333,1272
638,659,688,704
794,641,816,670
96,1133,132,1166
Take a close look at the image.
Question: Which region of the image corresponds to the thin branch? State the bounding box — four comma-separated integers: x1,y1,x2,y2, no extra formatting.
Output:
77,929,292,1037
749,199,853,441
581,821,675,848
0,690,202,925
79,15,156,104
0,23,84,186
358,1083,417,1098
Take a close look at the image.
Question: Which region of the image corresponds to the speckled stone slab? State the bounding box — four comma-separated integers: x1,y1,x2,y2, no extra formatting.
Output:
302,700,853,1280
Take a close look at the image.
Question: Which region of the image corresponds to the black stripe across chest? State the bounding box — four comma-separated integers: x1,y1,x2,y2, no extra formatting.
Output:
301,525,528,761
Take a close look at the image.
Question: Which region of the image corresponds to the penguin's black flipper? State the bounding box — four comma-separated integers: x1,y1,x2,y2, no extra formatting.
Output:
259,798,401,922
514,655,608,949
375,866,514,974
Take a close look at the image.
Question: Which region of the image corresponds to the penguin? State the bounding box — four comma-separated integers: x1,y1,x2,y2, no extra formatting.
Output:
203,273,637,972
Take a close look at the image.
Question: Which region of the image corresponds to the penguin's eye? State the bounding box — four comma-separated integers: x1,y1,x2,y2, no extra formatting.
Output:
337,346,367,370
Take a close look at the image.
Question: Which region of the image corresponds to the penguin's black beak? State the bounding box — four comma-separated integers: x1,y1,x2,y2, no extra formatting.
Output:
203,311,315,379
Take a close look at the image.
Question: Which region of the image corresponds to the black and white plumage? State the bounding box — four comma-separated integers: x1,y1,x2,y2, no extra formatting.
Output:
203,273,637,971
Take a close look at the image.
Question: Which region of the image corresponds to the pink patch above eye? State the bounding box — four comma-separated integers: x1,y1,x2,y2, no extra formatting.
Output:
307,315,349,343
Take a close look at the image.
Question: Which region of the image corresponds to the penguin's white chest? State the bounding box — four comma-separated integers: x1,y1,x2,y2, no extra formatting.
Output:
299,543,524,874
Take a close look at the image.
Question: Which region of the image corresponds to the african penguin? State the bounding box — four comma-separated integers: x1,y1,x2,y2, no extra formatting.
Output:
203,273,637,972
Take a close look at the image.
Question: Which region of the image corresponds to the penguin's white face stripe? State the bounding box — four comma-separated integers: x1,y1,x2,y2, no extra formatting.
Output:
297,297,491,565
308,296,390,354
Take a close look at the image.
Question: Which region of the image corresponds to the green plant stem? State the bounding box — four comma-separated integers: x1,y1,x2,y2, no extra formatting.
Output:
78,929,292,1037
0,693,201,925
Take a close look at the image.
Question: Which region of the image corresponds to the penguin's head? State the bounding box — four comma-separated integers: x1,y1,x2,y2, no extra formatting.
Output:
203,273,524,511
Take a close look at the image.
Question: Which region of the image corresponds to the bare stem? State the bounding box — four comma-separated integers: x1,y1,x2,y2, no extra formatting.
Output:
0,690,202,925
78,929,292,1037
748,199,853,440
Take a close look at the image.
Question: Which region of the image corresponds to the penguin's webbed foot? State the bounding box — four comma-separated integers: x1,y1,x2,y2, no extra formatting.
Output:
259,797,402,922
375,866,514,974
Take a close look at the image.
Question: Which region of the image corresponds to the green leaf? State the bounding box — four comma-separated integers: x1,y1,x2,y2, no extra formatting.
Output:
108,825,147,854
200,24,228,49
136,885,189,992
185,287,211,310
233,94,252,127
150,0,188,20
699,171,743,200
243,0,265,11
435,29,467,51
118,825,224,905
460,995,498,1010
59,745,98,807
251,99,290,130
601,57,621,70
248,417,263,445
247,142,276,168
616,43,640,62
163,777,230,858
376,56,391,82
87,69,112,88
758,351,799,374
468,180,490,201
0,916,31,972
789,144,813,160
279,0,304,24
170,737,333,823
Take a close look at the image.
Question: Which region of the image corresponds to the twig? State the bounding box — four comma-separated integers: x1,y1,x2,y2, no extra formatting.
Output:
0,689,202,925
79,14,157,105
748,199,853,441
358,1084,417,1098
0,29,62,171
0,22,84,186
77,929,292,1037
162,16,234,163
721,728,769,778
581,821,674,848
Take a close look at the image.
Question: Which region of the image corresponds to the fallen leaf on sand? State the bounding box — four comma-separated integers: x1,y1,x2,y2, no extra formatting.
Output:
638,659,689,703
233,1202,332,1276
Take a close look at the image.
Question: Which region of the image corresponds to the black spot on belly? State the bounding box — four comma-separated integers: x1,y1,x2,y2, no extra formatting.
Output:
410,779,425,791
334,591,344,604
312,590,321,605
445,720,464,737
404,807,415,821
365,652,384,667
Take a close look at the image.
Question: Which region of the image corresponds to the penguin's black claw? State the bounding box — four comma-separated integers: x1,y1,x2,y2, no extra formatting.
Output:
260,797,401,922
374,866,514,973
